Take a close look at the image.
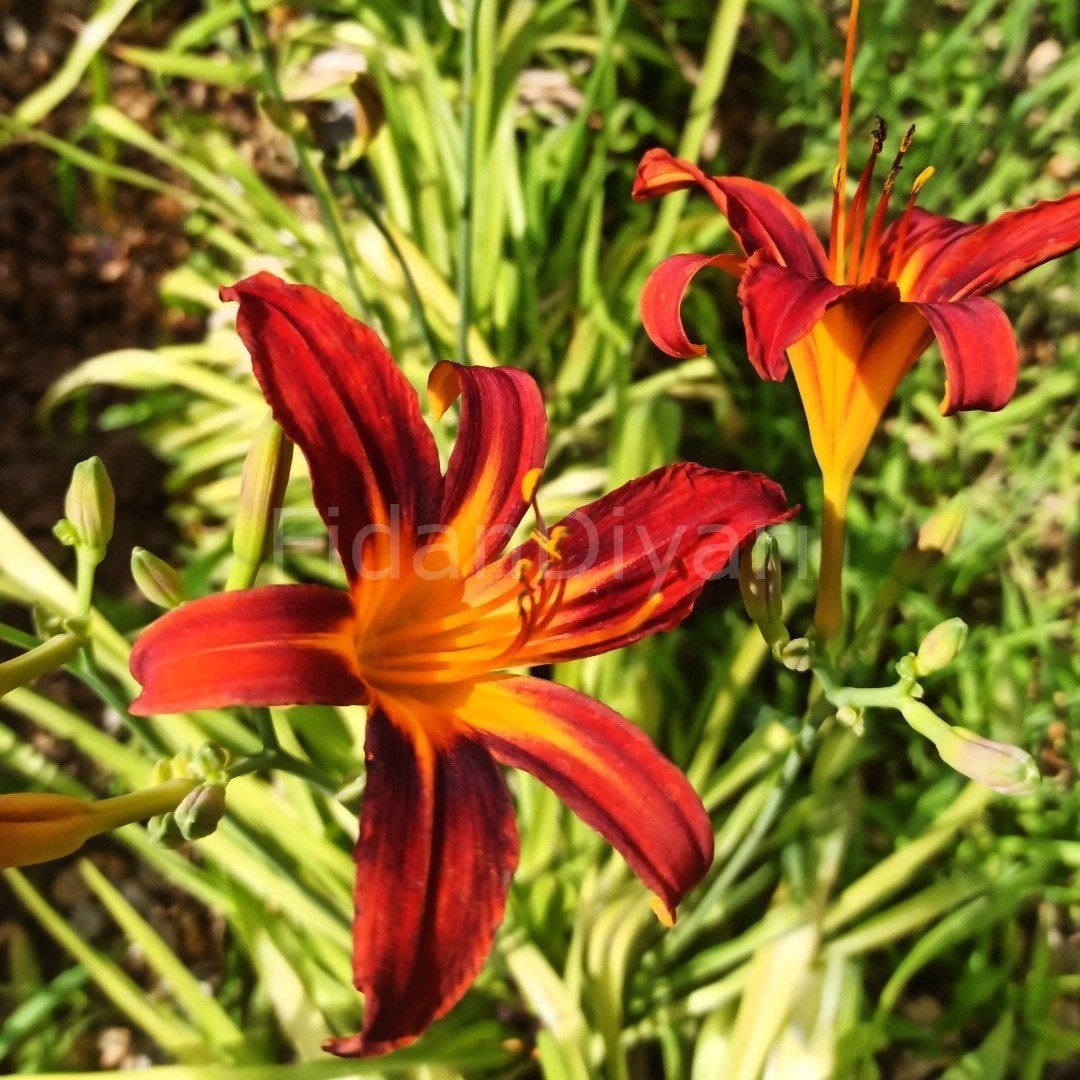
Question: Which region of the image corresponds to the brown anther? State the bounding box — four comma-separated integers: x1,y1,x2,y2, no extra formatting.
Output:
871,115,887,153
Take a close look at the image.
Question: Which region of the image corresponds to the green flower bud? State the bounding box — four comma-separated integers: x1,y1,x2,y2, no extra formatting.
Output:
915,618,968,675
779,637,811,672
147,812,186,849
174,783,227,841
228,415,294,590
739,533,787,647
131,547,187,609
936,726,1040,797
64,457,115,555
835,705,865,736
892,497,966,586
192,742,231,781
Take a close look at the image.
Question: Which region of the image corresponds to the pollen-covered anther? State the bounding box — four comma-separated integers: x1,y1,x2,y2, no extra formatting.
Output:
520,467,543,505
911,166,935,196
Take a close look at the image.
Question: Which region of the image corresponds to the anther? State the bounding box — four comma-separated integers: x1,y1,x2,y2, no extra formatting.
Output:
911,165,934,196
520,468,543,505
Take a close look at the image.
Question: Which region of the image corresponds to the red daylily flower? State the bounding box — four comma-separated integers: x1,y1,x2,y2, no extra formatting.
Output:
129,273,795,1058
633,0,1080,638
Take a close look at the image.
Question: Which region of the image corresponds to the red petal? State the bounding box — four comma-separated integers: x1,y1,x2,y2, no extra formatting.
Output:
877,207,975,287
894,192,1080,301
911,297,1018,414
461,676,712,921
427,362,548,575
633,148,828,277
129,585,364,715
325,707,517,1058
221,274,442,581
641,253,744,359
485,464,795,665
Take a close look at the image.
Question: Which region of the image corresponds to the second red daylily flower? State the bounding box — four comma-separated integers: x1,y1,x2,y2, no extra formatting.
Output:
634,0,1080,637
129,273,795,1058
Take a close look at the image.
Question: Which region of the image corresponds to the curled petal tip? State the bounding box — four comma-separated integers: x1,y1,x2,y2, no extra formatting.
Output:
427,360,461,421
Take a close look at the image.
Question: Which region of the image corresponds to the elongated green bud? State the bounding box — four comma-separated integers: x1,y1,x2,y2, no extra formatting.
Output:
893,497,966,586
936,727,1040,796
739,533,787,648
174,783,227,841
64,457,115,557
131,547,187,609
228,414,294,590
192,742,230,782
915,618,967,675
901,700,1039,796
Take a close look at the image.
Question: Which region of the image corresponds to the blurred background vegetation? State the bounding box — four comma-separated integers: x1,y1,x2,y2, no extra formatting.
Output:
0,0,1077,1076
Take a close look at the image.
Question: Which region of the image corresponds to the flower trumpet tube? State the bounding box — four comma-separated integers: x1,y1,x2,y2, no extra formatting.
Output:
633,0,1080,638
0,778,197,870
128,273,796,1058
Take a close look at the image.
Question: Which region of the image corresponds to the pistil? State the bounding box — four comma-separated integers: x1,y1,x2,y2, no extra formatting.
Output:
828,0,862,284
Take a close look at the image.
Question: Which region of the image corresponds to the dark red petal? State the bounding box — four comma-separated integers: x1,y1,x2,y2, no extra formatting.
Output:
462,676,713,921
325,708,517,1059
633,149,828,277
911,297,1018,414
129,585,364,715
427,362,548,575
738,255,902,382
220,274,442,581
484,464,795,665
640,253,745,359
896,192,1080,301
877,207,975,286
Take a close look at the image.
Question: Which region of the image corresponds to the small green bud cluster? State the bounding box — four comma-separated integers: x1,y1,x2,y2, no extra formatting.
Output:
147,743,231,846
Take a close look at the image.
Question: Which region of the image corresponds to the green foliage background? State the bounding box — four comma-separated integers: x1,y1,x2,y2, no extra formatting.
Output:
0,0,1077,1076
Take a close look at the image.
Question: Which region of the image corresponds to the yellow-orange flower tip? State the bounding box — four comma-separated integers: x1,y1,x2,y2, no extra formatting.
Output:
427,360,462,421
520,467,543,505
650,895,677,928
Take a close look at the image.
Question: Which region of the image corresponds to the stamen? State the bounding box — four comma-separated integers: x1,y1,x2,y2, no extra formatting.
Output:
857,123,915,283
845,116,886,284
887,166,934,282
517,591,665,663
829,0,862,283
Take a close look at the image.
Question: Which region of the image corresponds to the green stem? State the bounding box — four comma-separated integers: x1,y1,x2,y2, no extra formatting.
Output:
236,0,367,316
669,713,821,953
91,777,198,830
457,0,478,365
74,549,100,617
71,652,169,757
228,747,337,795
814,482,848,641
250,706,279,753
0,633,82,697
341,171,442,366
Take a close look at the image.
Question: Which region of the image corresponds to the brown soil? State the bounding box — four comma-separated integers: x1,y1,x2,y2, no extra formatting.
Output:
0,0,194,597
0,3,219,1071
